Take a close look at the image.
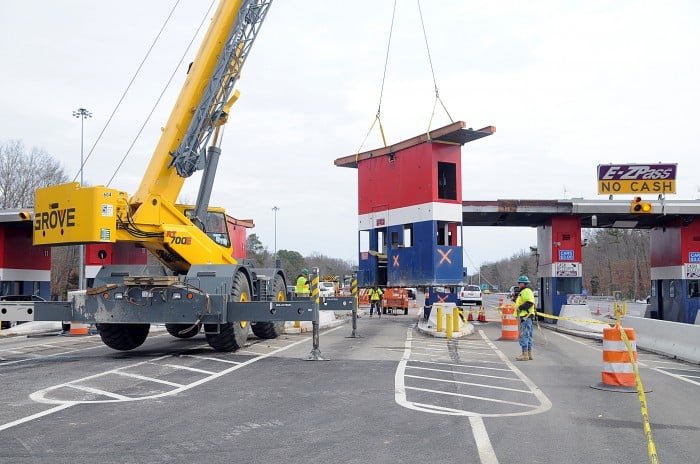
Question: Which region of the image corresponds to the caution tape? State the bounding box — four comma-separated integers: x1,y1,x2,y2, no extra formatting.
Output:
618,325,660,464
466,302,659,461
534,311,613,326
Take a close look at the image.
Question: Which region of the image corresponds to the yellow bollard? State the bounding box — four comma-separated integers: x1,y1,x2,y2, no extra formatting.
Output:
436,306,443,333
294,321,300,328
453,307,460,332
622,301,627,316
446,313,453,339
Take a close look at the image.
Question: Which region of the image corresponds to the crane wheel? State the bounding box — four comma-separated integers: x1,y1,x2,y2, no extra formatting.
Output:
165,323,201,339
252,273,285,339
96,323,150,351
205,270,250,352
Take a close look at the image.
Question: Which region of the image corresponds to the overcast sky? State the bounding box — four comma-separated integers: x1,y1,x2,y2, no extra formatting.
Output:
1,0,699,272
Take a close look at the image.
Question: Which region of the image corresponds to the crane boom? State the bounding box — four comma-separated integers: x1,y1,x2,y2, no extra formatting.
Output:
20,0,345,353
34,0,274,273
132,0,272,206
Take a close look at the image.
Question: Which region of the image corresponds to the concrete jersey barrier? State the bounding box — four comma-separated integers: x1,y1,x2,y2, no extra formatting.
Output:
621,315,700,364
557,305,605,334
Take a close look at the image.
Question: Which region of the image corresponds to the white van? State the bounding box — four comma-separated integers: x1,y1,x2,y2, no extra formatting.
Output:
318,281,336,297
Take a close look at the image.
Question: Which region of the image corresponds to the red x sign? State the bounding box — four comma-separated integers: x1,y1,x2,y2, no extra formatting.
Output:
437,248,452,265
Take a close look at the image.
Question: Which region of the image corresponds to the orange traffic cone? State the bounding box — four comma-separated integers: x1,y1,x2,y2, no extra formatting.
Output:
467,310,474,321
596,307,601,315
478,309,486,322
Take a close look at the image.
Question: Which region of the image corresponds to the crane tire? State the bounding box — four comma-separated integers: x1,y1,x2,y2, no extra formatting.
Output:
165,323,201,339
96,323,150,351
205,270,250,352
252,273,286,339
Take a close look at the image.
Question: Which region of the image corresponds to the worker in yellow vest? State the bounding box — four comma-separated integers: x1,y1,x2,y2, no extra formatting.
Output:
368,286,383,317
514,275,536,361
295,268,310,298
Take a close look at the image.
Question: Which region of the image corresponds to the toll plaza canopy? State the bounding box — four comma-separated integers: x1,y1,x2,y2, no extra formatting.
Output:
462,199,700,229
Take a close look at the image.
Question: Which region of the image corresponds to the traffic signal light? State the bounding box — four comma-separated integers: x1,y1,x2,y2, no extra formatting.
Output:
630,196,652,213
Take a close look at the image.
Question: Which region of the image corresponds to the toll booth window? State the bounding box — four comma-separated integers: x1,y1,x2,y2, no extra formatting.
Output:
403,224,413,247
555,278,581,296
377,229,387,254
688,280,700,298
437,222,448,246
391,231,400,247
669,280,675,299
437,162,457,200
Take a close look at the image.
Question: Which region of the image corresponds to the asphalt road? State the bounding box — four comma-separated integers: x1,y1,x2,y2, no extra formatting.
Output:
1,309,699,464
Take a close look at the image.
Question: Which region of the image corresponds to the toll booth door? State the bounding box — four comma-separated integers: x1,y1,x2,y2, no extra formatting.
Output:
655,280,664,320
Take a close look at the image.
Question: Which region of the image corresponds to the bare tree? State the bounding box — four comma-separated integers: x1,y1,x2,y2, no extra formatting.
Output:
51,246,79,300
0,140,68,208
0,140,72,297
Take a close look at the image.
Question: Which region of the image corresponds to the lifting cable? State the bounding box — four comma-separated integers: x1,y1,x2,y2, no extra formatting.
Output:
356,0,397,161
416,0,454,138
104,0,217,187
73,0,181,184
356,0,454,160
107,0,216,187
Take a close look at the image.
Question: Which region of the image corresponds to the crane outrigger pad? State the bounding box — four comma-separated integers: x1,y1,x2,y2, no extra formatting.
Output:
334,121,495,168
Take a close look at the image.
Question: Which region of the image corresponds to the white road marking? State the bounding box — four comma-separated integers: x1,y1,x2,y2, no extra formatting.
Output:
470,416,499,464
651,366,700,386
0,327,342,432
407,364,520,382
395,327,553,464
66,383,131,401
113,370,184,387
404,373,533,394
404,385,537,408
161,363,216,375
0,404,74,432
182,354,241,364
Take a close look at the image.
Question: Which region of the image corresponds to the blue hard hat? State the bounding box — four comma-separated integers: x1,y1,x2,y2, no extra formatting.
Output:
517,275,530,284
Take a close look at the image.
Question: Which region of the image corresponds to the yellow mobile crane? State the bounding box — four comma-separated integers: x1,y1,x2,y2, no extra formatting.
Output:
29,0,312,351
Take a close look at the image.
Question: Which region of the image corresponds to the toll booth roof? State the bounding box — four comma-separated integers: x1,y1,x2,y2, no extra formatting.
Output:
334,121,496,168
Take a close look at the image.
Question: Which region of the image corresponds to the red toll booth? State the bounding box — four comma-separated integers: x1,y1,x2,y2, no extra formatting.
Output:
650,218,700,323
335,122,494,289
536,216,583,317
0,210,51,298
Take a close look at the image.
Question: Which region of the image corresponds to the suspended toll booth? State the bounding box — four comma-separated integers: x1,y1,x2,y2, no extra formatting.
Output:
335,121,494,288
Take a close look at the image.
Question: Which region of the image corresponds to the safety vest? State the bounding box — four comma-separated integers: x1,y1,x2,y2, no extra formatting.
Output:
295,275,309,295
368,288,383,301
514,287,536,318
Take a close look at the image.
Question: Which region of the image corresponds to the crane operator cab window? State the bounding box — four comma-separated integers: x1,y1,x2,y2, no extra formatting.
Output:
185,209,231,248
204,211,230,247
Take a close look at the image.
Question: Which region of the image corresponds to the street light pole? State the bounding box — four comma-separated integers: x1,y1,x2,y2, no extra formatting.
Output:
73,107,92,291
272,206,279,267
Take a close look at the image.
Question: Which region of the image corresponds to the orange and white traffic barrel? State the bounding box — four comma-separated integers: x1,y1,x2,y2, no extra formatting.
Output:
601,325,637,388
358,288,369,306
69,322,90,335
500,304,518,340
